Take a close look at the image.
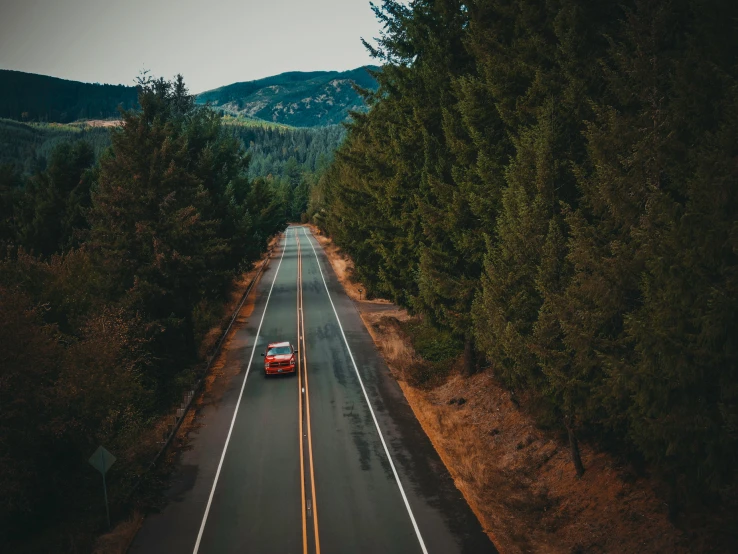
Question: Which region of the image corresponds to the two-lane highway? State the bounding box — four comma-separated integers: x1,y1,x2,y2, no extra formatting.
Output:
131,226,496,554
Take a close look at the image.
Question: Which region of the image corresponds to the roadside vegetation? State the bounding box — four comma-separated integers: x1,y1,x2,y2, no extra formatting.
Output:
314,227,721,553
0,75,286,550
311,0,738,545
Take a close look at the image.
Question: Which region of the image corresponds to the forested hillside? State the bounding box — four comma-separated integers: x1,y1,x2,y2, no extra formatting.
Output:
197,67,378,126
0,119,112,174
0,76,286,549
0,116,345,219
0,70,138,122
220,119,345,220
315,0,738,513
0,67,375,128
221,117,345,180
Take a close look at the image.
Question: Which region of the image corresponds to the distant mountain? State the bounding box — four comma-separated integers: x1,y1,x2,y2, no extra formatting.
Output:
0,66,378,128
196,66,379,127
0,70,138,123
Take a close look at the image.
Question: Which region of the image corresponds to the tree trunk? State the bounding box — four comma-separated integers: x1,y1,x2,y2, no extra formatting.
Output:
462,334,476,377
666,475,680,523
565,416,585,477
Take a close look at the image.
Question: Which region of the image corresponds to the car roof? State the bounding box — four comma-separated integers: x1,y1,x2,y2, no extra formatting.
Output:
267,341,291,348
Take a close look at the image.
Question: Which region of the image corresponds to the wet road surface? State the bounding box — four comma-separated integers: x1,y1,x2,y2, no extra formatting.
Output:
130,226,496,554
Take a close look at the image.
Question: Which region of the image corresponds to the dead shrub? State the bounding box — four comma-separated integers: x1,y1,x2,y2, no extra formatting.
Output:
92,510,143,554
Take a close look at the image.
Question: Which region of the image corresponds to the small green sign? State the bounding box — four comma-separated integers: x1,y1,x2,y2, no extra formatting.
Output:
89,445,116,475
89,445,116,528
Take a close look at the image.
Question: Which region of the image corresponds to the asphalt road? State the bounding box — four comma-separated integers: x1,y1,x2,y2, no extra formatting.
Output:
131,226,496,554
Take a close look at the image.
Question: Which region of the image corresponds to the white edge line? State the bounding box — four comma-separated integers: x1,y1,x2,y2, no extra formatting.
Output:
193,231,290,553
301,227,429,554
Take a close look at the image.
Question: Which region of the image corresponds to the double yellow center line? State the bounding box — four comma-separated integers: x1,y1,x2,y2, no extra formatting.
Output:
297,230,321,554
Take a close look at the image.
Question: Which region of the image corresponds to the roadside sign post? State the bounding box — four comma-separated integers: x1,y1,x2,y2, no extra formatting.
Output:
88,445,116,529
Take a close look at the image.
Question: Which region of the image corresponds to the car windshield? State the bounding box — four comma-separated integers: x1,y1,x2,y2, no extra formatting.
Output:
267,346,292,356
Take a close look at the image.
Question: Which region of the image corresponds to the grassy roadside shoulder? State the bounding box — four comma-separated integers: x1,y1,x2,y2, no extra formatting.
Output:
309,226,689,554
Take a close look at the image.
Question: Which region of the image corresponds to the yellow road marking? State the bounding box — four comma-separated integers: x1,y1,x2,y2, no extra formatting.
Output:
298,227,321,554
297,230,308,554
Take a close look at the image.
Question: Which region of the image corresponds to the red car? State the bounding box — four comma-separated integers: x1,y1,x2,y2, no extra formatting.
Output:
262,341,297,376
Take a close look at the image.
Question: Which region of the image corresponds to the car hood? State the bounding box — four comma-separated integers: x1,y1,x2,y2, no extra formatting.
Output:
266,354,293,361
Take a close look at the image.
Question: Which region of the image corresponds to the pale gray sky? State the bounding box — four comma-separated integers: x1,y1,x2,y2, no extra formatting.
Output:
0,0,382,93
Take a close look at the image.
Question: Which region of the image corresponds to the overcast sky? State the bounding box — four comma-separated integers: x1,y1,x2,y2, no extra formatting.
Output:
0,0,382,93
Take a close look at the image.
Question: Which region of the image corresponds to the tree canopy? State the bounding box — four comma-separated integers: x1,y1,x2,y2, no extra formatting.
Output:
0,75,286,548
316,0,738,503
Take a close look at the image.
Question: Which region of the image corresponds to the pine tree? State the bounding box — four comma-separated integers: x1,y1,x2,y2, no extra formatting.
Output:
474,116,558,388
0,164,22,251
619,2,738,497
17,141,95,256
88,75,258,391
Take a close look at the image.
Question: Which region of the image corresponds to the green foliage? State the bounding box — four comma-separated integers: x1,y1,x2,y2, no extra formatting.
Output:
0,270,151,547
221,118,345,221
0,75,286,547
403,318,462,363
0,118,111,174
15,140,96,256
88,74,284,391
321,0,738,502
0,69,138,122
0,115,344,226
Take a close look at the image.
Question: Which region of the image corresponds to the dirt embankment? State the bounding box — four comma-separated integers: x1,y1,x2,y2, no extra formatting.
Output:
311,226,689,554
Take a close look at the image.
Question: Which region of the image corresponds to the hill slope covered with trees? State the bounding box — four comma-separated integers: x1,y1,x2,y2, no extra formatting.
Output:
0,70,139,122
314,0,738,522
196,66,378,126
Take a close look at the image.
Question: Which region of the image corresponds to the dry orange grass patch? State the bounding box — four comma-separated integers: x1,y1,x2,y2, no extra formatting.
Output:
359,309,414,370
92,511,143,554
400,374,688,553
81,119,123,127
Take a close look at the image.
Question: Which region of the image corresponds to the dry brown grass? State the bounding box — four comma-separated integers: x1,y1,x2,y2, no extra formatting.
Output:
400,374,689,553
314,228,689,554
80,119,122,127
92,511,143,554
360,310,415,372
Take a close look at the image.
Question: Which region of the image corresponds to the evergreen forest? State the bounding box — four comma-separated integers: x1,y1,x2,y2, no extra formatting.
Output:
2,0,737,547
313,0,738,510
0,76,288,548
0,116,345,223
0,70,139,122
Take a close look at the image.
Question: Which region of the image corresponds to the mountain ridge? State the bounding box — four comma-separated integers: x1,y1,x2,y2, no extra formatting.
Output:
0,66,378,128
195,66,379,127
0,69,138,123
